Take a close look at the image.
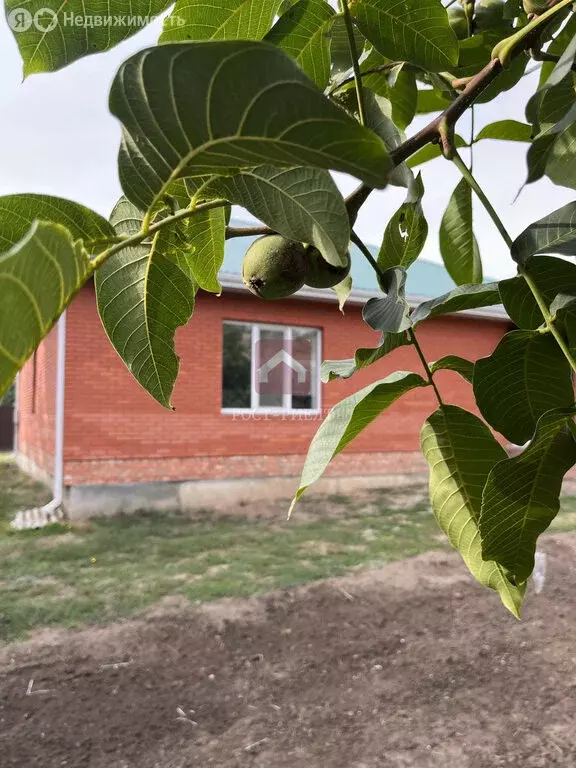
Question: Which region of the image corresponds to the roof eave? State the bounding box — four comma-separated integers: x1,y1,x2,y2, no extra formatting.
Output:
218,272,508,322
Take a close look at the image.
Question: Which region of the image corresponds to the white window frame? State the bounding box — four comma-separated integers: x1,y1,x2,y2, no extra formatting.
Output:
222,320,322,415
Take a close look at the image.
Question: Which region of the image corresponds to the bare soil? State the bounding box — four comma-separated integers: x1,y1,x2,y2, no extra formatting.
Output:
2,535,576,768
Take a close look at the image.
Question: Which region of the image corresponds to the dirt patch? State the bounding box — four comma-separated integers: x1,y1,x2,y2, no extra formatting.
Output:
2,535,576,767
216,482,430,523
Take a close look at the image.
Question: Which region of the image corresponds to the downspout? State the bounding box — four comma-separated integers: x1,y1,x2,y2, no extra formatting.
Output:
10,312,66,530
53,311,67,508
13,373,19,454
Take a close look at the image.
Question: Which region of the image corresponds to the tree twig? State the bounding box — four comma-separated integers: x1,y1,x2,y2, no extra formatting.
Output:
92,198,229,269
329,62,403,96
339,0,368,126
345,184,373,227
225,225,273,239
351,230,444,406
451,151,576,376
529,48,576,70
409,329,445,407
350,230,384,280
390,58,503,166
342,0,572,221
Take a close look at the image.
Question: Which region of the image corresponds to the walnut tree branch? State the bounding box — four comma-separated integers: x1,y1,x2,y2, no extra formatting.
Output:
226,225,274,239
230,0,573,243
390,57,503,166
345,0,571,221
344,57,503,222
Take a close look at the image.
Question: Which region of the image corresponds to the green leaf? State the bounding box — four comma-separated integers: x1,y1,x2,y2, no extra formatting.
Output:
452,32,503,79
363,92,415,191
291,372,428,509
362,297,412,333
0,194,115,396
321,332,411,382
362,91,400,145
539,73,576,130
388,67,418,130
0,194,115,253
475,0,514,32
378,183,428,272
429,356,474,383
358,48,392,98
329,15,365,75
511,201,576,264
96,199,198,409
265,0,335,88
439,178,483,286
161,0,282,42
421,405,525,618
526,32,576,130
538,14,576,87
545,121,576,190
411,282,500,325
5,0,172,75
193,209,226,292
503,0,523,20
551,293,576,351
456,34,527,104
416,88,452,114
206,166,350,267
159,207,226,294
524,132,557,186
406,135,467,168
480,408,576,584
110,41,390,212
332,275,353,312
362,269,412,333
0,221,93,398
474,120,532,143
473,330,574,445
350,0,459,72
499,256,576,329
361,55,417,130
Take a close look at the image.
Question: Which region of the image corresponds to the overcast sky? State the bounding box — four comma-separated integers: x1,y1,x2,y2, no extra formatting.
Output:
0,15,573,279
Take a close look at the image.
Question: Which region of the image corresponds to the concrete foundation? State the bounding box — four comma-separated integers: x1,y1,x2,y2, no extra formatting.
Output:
63,472,430,519
15,450,576,521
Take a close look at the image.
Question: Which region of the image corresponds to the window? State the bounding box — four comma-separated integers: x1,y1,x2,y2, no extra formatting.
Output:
222,322,321,412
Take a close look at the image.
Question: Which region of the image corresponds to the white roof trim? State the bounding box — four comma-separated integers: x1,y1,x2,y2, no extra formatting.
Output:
218,272,508,322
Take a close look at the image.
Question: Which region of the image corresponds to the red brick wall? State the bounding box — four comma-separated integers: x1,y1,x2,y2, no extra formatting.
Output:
57,284,508,486
17,326,59,476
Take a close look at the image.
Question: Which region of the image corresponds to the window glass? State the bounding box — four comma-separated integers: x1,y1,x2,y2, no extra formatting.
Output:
222,323,251,409
291,329,318,410
222,322,320,412
258,328,285,408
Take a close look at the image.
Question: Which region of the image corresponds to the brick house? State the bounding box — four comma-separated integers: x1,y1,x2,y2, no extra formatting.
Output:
13,233,509,518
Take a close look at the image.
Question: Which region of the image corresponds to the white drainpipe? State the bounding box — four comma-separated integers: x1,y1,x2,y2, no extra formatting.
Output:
53,311,67,507
13,373,19,454
10,312,67,530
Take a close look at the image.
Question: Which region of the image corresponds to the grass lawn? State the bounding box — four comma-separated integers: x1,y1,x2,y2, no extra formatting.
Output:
2,455,576,643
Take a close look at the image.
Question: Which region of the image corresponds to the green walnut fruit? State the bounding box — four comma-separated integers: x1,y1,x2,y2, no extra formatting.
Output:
522,0,548,13
242,235,308,300
475,0,509,30
448,7,469,39
305,248,351,289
